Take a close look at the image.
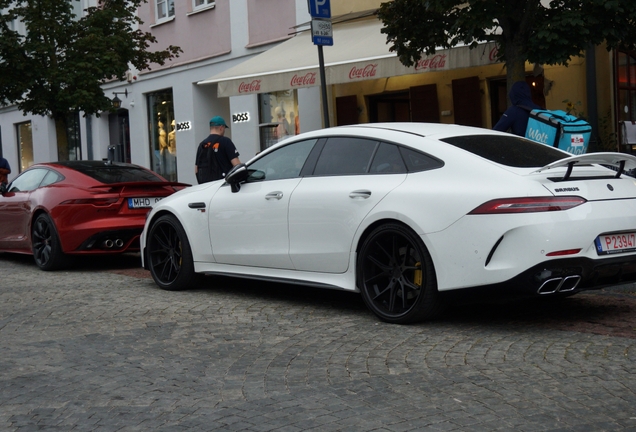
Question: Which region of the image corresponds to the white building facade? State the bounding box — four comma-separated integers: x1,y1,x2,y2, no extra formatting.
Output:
0,0,318,185
5,0,627,183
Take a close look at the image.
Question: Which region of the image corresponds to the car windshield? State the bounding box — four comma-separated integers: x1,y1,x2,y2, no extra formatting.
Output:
441,135,568,168
72,165,164,184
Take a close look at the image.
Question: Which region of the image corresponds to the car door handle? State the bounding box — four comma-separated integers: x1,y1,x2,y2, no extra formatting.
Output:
265,191,284,200
349,190,372,199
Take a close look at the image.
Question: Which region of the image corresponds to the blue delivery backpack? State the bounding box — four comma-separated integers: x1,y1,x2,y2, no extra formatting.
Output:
524,109,592,155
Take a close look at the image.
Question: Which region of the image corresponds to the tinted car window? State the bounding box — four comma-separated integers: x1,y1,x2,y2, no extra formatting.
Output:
314,137,378,176
247,139,316,182
41,170,63,187
399,147,444,172
369,143,407,174
441,135,567,167
77,166,164,184
8,169,48,192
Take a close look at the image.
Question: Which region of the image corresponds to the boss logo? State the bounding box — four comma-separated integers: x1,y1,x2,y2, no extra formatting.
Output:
176,121,191,131
232,112,250,123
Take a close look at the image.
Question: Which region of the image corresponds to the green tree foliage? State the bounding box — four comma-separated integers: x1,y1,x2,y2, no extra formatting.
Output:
378,0,636,96
0,0,181,156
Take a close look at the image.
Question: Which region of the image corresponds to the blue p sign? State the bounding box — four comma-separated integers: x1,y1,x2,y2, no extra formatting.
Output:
308,0,331,18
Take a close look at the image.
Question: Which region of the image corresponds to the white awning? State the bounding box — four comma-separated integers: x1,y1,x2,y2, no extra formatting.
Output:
198,18,501,97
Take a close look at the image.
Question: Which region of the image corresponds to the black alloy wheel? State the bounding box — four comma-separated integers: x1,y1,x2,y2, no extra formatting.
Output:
357,223,444,324
146,214,197,291
31,213,67,271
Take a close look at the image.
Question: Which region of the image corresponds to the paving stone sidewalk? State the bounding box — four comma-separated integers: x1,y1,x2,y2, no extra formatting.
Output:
1,253,636,431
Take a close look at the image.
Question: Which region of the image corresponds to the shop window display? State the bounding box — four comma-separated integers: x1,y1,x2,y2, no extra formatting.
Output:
58,112,82,161
259,90,299,151
617,51,636,122
147,89,177,181
16,121,33,173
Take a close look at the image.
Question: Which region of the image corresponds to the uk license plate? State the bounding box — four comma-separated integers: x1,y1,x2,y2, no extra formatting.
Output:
128,197,163,209
595,232,636,255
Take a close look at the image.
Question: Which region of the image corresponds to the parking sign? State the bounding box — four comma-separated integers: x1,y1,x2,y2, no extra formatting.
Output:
311,19,333,46
308,0,331,19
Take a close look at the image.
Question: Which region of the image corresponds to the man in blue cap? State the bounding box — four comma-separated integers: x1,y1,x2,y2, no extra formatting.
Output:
195,116,241,183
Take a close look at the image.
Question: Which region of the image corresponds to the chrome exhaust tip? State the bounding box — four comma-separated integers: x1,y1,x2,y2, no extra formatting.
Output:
537,275,582,294
103,239,114,249
559,275,581,292
537,277,562,295
115,239,124,248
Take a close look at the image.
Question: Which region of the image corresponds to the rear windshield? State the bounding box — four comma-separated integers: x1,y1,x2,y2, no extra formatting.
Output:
75,165,164,184
441,135,567,168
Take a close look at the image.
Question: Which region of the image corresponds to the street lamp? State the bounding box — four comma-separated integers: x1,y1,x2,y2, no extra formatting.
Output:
112,89,129,109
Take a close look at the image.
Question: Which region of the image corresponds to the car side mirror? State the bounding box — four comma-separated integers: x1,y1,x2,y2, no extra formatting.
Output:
225,163,249,193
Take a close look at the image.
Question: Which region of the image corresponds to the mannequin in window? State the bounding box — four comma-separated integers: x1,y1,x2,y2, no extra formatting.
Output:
168,120,177,155
158,121,168,153
166,120,177,180
290,111,300,135
158,121,168,175
274,106,290,141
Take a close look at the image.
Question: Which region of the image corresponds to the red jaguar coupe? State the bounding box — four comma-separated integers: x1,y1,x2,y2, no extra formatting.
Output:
0,160,188,270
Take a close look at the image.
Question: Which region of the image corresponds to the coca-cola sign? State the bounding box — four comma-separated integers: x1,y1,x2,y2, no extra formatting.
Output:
349,63,378,80
290,72,317,87
414,54,447,71
489,46,499,62
238,80,261,93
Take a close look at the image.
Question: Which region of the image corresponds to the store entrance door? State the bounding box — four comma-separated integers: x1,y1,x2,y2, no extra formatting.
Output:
108,110,131,163
368,91,410,122
490,76,546,127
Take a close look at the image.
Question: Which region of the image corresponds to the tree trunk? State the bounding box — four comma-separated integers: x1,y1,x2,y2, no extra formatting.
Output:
504,42,528,107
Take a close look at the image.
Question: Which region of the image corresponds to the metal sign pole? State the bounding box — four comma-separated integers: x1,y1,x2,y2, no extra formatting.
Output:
318,45,329,128
308,0,332,129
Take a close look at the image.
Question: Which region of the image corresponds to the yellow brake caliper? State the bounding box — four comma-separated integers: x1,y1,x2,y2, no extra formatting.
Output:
414,261,422,287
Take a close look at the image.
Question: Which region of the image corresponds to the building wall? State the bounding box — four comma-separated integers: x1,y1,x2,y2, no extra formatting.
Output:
0,110,59,182
331,53,589,130
543,57,587,114
96,0,307,185
331,0,383,15
0,0,623,186
138,1,232,70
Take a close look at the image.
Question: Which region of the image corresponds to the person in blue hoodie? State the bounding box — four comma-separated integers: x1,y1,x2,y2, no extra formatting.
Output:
493,81,541,136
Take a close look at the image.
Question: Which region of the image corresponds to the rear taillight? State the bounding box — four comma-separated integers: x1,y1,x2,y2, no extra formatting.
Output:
60,198,119,206
468,196,586,214
546,249,582,256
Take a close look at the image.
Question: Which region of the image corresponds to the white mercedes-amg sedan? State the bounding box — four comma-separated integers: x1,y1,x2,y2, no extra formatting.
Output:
140,123,636,324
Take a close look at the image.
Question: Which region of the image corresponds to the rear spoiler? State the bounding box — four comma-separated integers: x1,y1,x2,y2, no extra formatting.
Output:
531,152,636,181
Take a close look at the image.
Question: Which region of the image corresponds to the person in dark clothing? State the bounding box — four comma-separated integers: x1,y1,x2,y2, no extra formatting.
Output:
195,116,241,184
493,81,541,136
0,156,10,185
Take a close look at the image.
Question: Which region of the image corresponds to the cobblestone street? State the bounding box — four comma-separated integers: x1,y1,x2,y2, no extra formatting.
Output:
2,253,636,431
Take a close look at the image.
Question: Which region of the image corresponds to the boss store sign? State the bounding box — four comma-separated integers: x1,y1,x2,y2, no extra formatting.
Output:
232,112,250,123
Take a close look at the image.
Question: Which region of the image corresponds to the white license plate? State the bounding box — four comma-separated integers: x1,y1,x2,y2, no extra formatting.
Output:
595,232,636,255
128,197,163,209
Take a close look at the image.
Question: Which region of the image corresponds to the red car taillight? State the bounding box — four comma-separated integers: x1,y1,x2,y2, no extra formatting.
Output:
60,198,119,207
468,196,586,214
